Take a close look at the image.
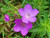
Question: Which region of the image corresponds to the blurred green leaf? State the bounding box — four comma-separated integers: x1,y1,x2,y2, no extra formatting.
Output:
30,32,36,38
0,25,5,33
47,29,50,38
4,0,10,3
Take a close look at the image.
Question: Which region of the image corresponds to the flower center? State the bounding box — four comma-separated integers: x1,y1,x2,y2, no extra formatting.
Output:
22,23,25,27
26,14,30,19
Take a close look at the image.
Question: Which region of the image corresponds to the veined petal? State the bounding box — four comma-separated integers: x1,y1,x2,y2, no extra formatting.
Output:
18,8,25,16
13,25,21,32
30,9,39,17
24,4,32,13
24,4,32,10
21,28,28,36
29,17,37,22
22,16,28,23
14,19,22,25
23,22,33,30
26,22,33,29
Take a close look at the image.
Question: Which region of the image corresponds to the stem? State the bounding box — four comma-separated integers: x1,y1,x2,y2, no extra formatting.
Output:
7,22,10,28
2,31,4,38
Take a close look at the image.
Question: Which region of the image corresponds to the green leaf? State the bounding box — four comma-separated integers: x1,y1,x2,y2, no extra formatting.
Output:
0,2,3,6
40,30,46,38
30,32,36,38
4,0,10,3
0,25,5,33
2,31,4,38
29,25,44,33
47,29,50,38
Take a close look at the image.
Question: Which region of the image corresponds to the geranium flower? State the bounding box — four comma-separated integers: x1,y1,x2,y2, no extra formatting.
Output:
18,4,39,23
13,19,33,36
5,14,10,22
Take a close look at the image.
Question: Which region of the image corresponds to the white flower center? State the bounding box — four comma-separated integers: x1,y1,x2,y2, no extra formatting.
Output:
26,14,30,19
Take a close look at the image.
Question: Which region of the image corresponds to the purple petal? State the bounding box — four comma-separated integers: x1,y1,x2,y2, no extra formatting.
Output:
23,22,33,30
24,4,32,13
30,9,39,17
5,17,10,22
13,25,21,32
18,8,25,16
5,14,10,22
5,14,9,19
26,22,33,29
28,17,37,22
14,19,22,25
21,28,28,36
22,16,28,23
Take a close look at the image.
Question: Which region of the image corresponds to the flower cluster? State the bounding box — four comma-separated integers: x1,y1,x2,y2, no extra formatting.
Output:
5,4,39,36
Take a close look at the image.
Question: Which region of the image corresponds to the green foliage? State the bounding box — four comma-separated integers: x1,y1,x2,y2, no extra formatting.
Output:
0,0,50,38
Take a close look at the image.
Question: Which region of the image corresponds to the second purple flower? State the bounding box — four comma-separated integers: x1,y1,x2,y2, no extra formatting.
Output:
13,19,33,36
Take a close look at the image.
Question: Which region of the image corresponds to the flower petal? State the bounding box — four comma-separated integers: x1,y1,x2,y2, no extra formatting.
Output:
18,8,25,16
5,14,10,22
24,4,32,13
22,16,28,23
13,25,21,32
26,22,33,29
5,14,9,19
14,19,22,25
5,17,10,22
24,4,32,10
21,28,28,36
30,9,39,17
29,17,37,22
23,22,33,30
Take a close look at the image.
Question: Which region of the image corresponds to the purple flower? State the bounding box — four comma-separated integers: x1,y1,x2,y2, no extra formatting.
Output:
18,4,39,23
13,19,33,36
5,14,10,22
